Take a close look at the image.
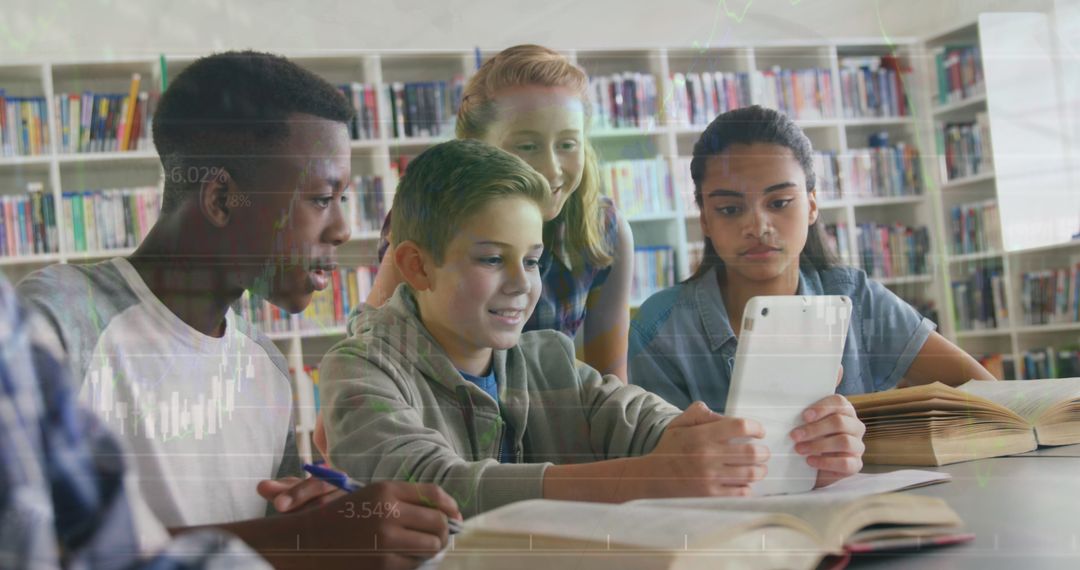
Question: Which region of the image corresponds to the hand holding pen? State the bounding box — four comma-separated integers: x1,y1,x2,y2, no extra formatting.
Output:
304,463,464,535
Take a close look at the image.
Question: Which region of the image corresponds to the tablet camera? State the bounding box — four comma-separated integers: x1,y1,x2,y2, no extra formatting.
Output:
761,307,768,317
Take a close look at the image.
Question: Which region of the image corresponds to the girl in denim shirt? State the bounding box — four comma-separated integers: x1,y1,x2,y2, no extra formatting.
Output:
629,106,995,415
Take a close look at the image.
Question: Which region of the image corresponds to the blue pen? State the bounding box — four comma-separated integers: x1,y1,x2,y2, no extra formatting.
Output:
303,463,463,534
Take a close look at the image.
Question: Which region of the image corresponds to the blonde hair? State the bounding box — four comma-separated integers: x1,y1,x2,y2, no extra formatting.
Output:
456,44,613,268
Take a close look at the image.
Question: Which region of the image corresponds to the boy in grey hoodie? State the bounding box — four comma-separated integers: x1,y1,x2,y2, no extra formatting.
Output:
319,139,866,517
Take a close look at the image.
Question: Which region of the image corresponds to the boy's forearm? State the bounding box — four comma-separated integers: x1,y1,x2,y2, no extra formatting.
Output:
542,457,648,503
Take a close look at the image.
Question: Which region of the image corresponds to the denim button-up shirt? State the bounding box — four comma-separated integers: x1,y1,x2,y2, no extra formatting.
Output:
628,263,935,411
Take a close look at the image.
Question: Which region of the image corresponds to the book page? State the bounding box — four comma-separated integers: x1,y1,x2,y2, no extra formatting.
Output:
631,471,950,541
959,378,1080,422
461,499,811,551
809,470,951,495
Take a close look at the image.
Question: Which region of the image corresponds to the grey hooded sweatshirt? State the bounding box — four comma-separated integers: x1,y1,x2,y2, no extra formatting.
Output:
319,285,680,517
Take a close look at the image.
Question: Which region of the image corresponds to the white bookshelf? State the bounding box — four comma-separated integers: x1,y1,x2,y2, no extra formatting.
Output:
3,39,996,461
917,17,1080,380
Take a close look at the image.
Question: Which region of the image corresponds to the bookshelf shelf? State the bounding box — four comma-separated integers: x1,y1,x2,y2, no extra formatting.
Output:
388,135,450,148
931,92,987,117
350,231,382,242
349,139,385,151
851,195,925,208
0,253,62,267
56,150,160,164
955,327,1012,339
626,211,679,223
66,248,136,261
592,127,666,139
0,155,52,167
1014,322,1080,336
297,326,348,339
793,119,841,129
842,117,914,127
948,250,1003,264
817,200,846,211
941,170,995,190
877,274,933,286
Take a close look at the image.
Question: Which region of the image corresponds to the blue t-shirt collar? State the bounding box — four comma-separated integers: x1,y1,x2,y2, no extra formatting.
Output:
691,263,820,351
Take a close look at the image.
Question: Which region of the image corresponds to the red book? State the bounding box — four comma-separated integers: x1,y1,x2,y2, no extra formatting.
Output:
331,269,344,324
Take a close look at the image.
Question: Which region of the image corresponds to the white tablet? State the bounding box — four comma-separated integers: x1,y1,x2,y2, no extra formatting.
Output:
724,295,852,496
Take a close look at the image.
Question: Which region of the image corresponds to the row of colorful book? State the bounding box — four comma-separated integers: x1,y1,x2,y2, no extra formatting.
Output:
838,55,910,118
61,187,160,253
818,143,923,201
631,246,675,303
0,92,49,157
304,365,322,412
55,74,156,153
949,199,1001,255
237,266,378,335
973,353,1016,380
903,297,940,327
754,67,836,121
599,157,675,217
687,240,705,274
1020,264,1080,326
856,223,931,279
951,265,1009,331
589,72,660,130
670,156,698,217
1019,345,1080,380
667,71,752,127
349,175,390,234
823,223,854,265
932,45,984,105
297,266,378,331
237,291,292,335
338,82,380,140
0,183,57,257
387,78,465,139
938,113,993,181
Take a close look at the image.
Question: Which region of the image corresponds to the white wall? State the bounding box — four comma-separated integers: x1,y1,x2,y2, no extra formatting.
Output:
0,0,1055,61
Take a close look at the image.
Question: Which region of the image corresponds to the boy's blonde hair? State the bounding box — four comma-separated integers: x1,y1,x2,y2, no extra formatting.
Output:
390,139,551,264
456,44,613,268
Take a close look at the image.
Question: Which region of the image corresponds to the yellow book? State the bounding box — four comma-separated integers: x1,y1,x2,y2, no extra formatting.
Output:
850,378,1080,466
118,73,141,151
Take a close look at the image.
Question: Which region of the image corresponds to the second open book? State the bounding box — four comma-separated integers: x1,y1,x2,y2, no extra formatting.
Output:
849,377,1080,466
439,470,965,570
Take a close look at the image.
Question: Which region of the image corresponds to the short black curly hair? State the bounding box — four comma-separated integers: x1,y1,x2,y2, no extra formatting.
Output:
152,50,354,212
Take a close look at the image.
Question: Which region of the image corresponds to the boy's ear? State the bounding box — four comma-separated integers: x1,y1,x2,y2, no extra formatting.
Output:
199,168,235,228
394,240,434,291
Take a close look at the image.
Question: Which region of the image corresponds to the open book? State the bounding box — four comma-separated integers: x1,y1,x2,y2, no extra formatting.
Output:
440,472,963,570
849,377,1080,466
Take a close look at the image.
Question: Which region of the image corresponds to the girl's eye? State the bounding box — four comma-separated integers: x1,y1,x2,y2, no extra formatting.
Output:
559,140,580,151
312,196,333,208
770,199,794,209
715,206,741,216
524,257,541,269
514,142,538,153
479,256,502,266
